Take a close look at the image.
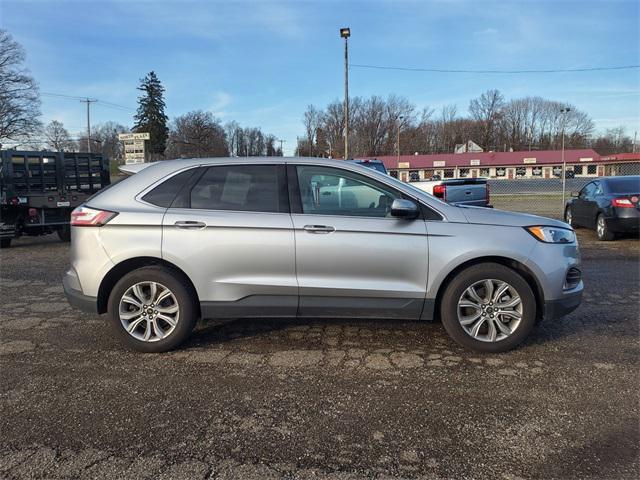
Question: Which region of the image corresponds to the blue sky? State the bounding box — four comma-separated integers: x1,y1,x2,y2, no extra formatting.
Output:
2,0,639,154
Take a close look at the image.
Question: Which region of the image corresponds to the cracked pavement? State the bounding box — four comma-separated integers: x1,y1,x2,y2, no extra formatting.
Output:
0,230,638,479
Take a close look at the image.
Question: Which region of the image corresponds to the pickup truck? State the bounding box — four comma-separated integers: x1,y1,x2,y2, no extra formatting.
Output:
0,150,110,248
412,177,491,207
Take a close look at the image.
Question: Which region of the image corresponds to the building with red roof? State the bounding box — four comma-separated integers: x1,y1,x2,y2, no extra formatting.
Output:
362,149,639,182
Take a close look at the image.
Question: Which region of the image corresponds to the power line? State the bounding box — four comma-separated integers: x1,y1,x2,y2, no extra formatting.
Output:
350,64,640,74
41,92,135,111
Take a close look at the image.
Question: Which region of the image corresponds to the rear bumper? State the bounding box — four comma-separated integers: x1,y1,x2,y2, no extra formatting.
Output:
543,289,582,320
606,215,640,233
63,270,98,314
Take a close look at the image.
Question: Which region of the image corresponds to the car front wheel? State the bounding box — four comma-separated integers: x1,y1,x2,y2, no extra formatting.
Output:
107,266,198,352
564,207,578,228
440,263,537,353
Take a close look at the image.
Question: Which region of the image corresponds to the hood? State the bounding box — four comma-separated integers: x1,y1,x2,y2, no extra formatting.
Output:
459,205,570,228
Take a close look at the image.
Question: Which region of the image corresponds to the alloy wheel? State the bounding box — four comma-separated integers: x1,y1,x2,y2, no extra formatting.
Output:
119,281,180,342
457,279,523,343
597,217,605,238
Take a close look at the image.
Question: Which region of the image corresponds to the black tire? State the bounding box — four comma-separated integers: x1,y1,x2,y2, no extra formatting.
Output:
564,207,579,228
57,225,71,242
107,266,198,353
440,263,537,353
596,214,615,241
0,238,11,249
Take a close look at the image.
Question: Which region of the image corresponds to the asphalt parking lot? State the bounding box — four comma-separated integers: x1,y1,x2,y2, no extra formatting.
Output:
1,230,638,479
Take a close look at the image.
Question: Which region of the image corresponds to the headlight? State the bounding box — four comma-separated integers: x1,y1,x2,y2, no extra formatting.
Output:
526,226,575,243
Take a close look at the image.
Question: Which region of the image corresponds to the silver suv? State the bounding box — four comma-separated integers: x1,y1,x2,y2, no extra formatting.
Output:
63,158,583,353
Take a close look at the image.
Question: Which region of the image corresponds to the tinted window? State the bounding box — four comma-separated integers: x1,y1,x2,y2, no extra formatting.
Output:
142,169,196,207
606,177,640,194
296,165,400,218
581,183,596,198
190,165,282,212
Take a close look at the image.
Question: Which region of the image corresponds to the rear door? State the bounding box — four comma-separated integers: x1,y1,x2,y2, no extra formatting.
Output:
289,164,429,319
161,163,297,318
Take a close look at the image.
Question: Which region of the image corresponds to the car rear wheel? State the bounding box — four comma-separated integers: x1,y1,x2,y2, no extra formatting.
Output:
564,207,578,228
596,214,615,241
107,266,198,352
0,238,11,248
57,225,71,242
440,263,537,353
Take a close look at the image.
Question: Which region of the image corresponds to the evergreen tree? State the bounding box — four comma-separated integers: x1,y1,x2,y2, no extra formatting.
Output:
133,71,168,157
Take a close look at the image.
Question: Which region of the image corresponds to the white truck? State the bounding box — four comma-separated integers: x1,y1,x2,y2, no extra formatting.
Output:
411,177,491,207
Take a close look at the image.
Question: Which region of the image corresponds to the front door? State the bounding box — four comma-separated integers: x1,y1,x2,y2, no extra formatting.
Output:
573,181,595,226
289,164,429,319
162,163,297,318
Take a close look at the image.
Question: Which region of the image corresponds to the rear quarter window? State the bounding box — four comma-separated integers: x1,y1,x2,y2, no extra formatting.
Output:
141,169,197,207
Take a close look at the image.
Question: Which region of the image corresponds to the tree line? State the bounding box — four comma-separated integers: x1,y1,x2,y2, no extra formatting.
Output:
296,90,636,158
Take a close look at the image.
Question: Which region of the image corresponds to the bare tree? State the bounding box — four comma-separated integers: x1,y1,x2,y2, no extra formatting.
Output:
469,89,505,150
165,110,228,158
44,120,76,151
0,29,42,144
302,104,321,156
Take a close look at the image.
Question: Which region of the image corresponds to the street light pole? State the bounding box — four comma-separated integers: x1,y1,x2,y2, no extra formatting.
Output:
340,27,350,160
560,107,571,214
396,115,404,165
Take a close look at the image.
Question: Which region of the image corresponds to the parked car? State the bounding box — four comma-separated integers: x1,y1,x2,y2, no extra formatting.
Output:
565,176,640,241
64,157,582,353
412,177,491,207
346,158,387,174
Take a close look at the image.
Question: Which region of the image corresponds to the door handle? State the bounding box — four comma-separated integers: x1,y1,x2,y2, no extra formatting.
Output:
303,224,335,234
174,220,207,229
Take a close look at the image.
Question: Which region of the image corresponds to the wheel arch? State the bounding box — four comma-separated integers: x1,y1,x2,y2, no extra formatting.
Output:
97,256,200,315
432,256,544,322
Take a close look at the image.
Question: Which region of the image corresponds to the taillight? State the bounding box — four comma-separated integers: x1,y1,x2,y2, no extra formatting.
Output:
433,184,446,200
611,198,634,208
70,206,118,227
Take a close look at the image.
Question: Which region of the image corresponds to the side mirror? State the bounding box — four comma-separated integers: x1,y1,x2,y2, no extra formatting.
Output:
390,199,419,219
571,191,580,198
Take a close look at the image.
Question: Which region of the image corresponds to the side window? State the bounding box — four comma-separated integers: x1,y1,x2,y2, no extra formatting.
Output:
580,183,595,199
295,165,400,218
142,169,197,207
189,164,282,213
593,182,603,196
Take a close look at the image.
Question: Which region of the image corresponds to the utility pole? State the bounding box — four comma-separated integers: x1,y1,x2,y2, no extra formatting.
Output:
560,107,571,214
278,139,285,156
340,27,351,160
80,98,97,153
634,131,637,153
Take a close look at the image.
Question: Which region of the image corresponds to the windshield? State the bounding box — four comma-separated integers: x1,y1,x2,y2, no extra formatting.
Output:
607,176,640,194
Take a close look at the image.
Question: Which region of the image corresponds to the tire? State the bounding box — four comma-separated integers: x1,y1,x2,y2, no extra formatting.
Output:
596,214,615,241
0,238,11,249
564,207,579,228
107,266,198,353
57,225,71,242
440,263,537,353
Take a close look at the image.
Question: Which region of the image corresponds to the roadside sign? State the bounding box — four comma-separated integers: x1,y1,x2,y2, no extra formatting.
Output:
118,133,150,141
119,132,149,164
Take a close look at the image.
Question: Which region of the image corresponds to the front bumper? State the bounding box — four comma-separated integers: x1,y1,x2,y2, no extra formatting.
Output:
63,270,98,314
543,288,582,320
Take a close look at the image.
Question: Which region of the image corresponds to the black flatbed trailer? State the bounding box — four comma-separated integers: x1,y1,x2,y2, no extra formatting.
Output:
0,150,110,248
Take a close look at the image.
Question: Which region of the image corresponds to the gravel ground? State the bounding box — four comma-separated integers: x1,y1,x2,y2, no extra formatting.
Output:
0,229,638,479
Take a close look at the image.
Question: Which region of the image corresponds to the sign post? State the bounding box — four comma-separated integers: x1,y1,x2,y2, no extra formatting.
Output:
118,133,150,164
